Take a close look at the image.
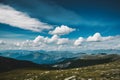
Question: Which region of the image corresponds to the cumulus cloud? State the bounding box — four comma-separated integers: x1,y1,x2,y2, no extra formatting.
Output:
0,40,5,45
0,32,119,51
86,32,113,42
49,25,75,35
57,38,69,45
33,35,47,43
33,35,69,45
48,35,59,43
11,35,120,51
0,4,52,32
74,37,84,46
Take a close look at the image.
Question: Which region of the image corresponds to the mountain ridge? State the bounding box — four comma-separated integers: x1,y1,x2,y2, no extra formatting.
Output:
0,54,120,72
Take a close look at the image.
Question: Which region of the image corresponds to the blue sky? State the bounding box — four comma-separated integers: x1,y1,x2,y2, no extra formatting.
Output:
0,0,120,51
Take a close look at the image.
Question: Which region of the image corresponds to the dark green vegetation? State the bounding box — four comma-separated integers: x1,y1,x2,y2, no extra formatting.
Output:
0,54,120,80
0,56,52,73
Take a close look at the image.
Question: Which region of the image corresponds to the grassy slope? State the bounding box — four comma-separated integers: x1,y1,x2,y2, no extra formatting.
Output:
0,60,119,80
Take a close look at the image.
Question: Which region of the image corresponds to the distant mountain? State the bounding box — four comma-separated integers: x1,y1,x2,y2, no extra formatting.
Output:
0,50,83,64
52,54,120,69
16,52,65,64
45,51,83,58
84,49,120,54
16,51,87,64
0,49,120,65
0,54,120,73
0,50,33,58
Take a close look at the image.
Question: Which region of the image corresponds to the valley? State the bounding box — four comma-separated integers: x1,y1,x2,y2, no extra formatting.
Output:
0,52,120,80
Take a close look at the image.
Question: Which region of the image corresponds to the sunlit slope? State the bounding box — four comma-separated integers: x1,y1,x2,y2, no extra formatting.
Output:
0,59,119,80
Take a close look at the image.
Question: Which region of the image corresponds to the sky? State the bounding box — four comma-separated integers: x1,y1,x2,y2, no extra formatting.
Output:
0,0,120,51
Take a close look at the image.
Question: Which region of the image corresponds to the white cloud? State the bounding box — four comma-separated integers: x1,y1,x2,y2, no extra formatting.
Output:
48,35,69,45
57,38,69,45
0,40,5,45
49,25,75,35
0,4,52,32
33,35,47,43
74,37,84,46
86,32,113,42
15,42,21,47
33,35,69,45
48,35,59,43
0,33,119,52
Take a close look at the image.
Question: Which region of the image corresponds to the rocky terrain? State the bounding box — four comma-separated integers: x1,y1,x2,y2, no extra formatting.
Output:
0,59,119,80
0,54,120,80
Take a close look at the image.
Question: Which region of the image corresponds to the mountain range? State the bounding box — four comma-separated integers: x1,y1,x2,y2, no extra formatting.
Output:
0,53,120,72
0,50,83,64
0,49,120,64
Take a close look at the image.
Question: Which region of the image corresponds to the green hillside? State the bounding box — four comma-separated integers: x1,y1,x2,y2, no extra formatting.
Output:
0,60,119,80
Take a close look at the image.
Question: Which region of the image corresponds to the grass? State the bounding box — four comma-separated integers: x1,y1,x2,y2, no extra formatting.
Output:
0,60,120,80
